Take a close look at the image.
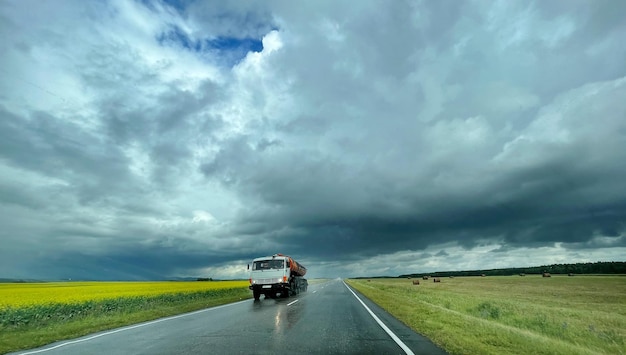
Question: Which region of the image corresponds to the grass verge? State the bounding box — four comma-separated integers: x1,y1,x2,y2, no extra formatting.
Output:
346,276,625,355
0,287,251,354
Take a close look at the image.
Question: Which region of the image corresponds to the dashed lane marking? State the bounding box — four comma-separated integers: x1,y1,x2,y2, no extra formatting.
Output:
287,299,299,306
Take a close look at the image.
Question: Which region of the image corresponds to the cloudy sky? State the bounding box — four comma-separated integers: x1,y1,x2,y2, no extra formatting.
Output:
1,0,625,280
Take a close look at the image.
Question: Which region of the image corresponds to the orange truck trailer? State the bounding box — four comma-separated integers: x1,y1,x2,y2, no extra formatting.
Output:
248,254,308,300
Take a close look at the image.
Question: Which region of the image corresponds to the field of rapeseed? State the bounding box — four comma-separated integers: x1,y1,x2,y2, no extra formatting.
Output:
0,280,251,352
0,280,248,308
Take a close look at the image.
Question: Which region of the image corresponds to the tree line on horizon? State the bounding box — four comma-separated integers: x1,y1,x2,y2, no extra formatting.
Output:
396,261,626,279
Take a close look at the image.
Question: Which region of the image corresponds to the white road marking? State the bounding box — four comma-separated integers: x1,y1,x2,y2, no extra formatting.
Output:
312,290,317,293
287,299,299,306
16,299,249,354
343,281,415,355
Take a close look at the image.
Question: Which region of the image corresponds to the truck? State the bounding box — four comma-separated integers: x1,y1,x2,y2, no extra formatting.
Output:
248,253,308,300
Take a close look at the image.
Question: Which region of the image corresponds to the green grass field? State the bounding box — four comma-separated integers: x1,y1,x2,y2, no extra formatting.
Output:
346,275,625,355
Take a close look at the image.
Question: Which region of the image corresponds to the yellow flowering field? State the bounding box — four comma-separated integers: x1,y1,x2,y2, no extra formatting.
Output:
0,281,249,308
1,280,252,353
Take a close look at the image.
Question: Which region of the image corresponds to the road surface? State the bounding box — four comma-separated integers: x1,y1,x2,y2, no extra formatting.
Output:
12,279,446,355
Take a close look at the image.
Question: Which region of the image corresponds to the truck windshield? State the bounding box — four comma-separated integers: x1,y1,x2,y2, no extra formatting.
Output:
253,259,284,270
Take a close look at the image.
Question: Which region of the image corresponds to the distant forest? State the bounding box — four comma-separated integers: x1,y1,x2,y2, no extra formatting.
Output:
397,261,626,278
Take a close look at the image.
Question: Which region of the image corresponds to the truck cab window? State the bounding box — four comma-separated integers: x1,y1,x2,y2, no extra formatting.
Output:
253,260,284,270
270,260,284,269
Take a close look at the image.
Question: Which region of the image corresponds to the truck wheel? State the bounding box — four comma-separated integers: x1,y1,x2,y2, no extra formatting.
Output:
290,281,297,296
253,290,260,300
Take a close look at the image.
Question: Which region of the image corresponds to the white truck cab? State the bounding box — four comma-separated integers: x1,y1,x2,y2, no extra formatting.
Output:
248,254,307,300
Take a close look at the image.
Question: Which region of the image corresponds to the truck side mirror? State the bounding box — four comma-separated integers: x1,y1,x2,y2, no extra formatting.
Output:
247,264,250,270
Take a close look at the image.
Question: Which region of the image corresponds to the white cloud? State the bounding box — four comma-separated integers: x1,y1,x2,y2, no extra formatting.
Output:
192,210,217,223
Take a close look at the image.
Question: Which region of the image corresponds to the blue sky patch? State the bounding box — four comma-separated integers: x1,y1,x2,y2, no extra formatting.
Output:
207,37,263,53
156,25,199,51
156,25,264,66
209,37,264,66
140,0,187,14
161,0,187,13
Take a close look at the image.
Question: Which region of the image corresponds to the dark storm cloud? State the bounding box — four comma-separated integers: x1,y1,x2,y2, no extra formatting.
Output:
199,76,626,258
0,107,136,205
197,0,626,264
1,0,625,280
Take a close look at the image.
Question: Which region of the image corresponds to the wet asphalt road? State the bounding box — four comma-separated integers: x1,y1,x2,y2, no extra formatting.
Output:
12,279,446,355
